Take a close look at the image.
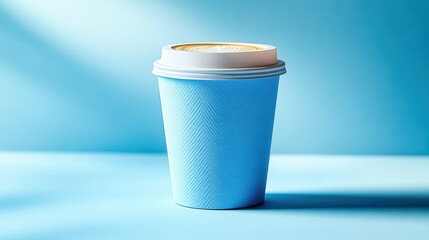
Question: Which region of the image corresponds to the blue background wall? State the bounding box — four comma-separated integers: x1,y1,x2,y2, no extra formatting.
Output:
0,0,428,154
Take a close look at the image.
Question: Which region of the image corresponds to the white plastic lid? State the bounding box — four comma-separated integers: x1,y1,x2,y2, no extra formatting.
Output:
152,42,286,80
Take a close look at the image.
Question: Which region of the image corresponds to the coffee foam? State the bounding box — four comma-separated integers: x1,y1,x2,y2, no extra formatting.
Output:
172,43,264,52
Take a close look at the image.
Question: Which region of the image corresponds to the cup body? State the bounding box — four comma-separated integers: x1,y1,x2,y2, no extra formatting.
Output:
158,76,279,209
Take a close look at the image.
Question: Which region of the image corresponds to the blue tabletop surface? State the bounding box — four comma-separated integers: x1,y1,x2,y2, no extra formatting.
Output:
1,153,428,239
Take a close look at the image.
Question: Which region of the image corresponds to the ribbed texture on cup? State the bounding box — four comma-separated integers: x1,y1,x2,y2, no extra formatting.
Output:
158,76,279,209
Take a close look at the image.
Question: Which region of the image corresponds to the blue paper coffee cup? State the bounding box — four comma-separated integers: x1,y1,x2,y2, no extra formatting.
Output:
153,43,286,209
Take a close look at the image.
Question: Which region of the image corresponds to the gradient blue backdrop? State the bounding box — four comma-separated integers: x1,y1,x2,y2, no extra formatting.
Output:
0,0,428,154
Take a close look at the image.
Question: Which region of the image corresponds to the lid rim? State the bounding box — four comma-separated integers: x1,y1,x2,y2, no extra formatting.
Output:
153,60,286,80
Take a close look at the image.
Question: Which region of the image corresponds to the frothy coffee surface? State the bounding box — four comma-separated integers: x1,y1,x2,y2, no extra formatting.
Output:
172,43,264,52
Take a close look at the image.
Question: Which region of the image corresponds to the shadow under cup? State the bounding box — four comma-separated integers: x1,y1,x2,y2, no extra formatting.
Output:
158,76,279,209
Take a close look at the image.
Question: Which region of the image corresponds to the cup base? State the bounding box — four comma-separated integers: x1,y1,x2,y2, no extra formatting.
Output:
174,200,265,210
